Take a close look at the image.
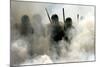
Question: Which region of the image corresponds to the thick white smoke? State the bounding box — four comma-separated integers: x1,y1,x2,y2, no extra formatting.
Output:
10,1,95,66
66,16,95,62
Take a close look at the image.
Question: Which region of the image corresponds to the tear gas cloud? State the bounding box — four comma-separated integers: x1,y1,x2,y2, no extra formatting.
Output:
10,1,95,66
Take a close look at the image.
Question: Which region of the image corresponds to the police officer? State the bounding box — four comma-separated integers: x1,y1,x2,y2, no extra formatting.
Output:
50,14,64,42
64,17,74,43
49,14,64,57
20,15,34,57
20,15,34,36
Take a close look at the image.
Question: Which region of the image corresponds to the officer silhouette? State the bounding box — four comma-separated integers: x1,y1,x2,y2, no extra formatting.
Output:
20,15,34,36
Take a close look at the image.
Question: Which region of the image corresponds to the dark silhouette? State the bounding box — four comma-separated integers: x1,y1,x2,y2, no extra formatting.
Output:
20,15,34,36
64,17,73,43
50,14,64,42
20,15,34,57
50,14,64,57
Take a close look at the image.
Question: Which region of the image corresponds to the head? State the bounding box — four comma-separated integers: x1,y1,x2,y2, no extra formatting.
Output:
65,17,72,27
51,14,59,24
21,15,30,25
20,15,30,35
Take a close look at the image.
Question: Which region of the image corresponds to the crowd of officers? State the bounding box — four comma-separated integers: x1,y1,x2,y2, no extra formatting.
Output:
18,8,75,58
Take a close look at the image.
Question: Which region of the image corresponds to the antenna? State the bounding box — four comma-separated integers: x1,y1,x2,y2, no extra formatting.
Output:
45,8,52,23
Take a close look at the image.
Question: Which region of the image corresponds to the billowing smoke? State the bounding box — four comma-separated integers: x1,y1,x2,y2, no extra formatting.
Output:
10,1,95,66
66,16,95,62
